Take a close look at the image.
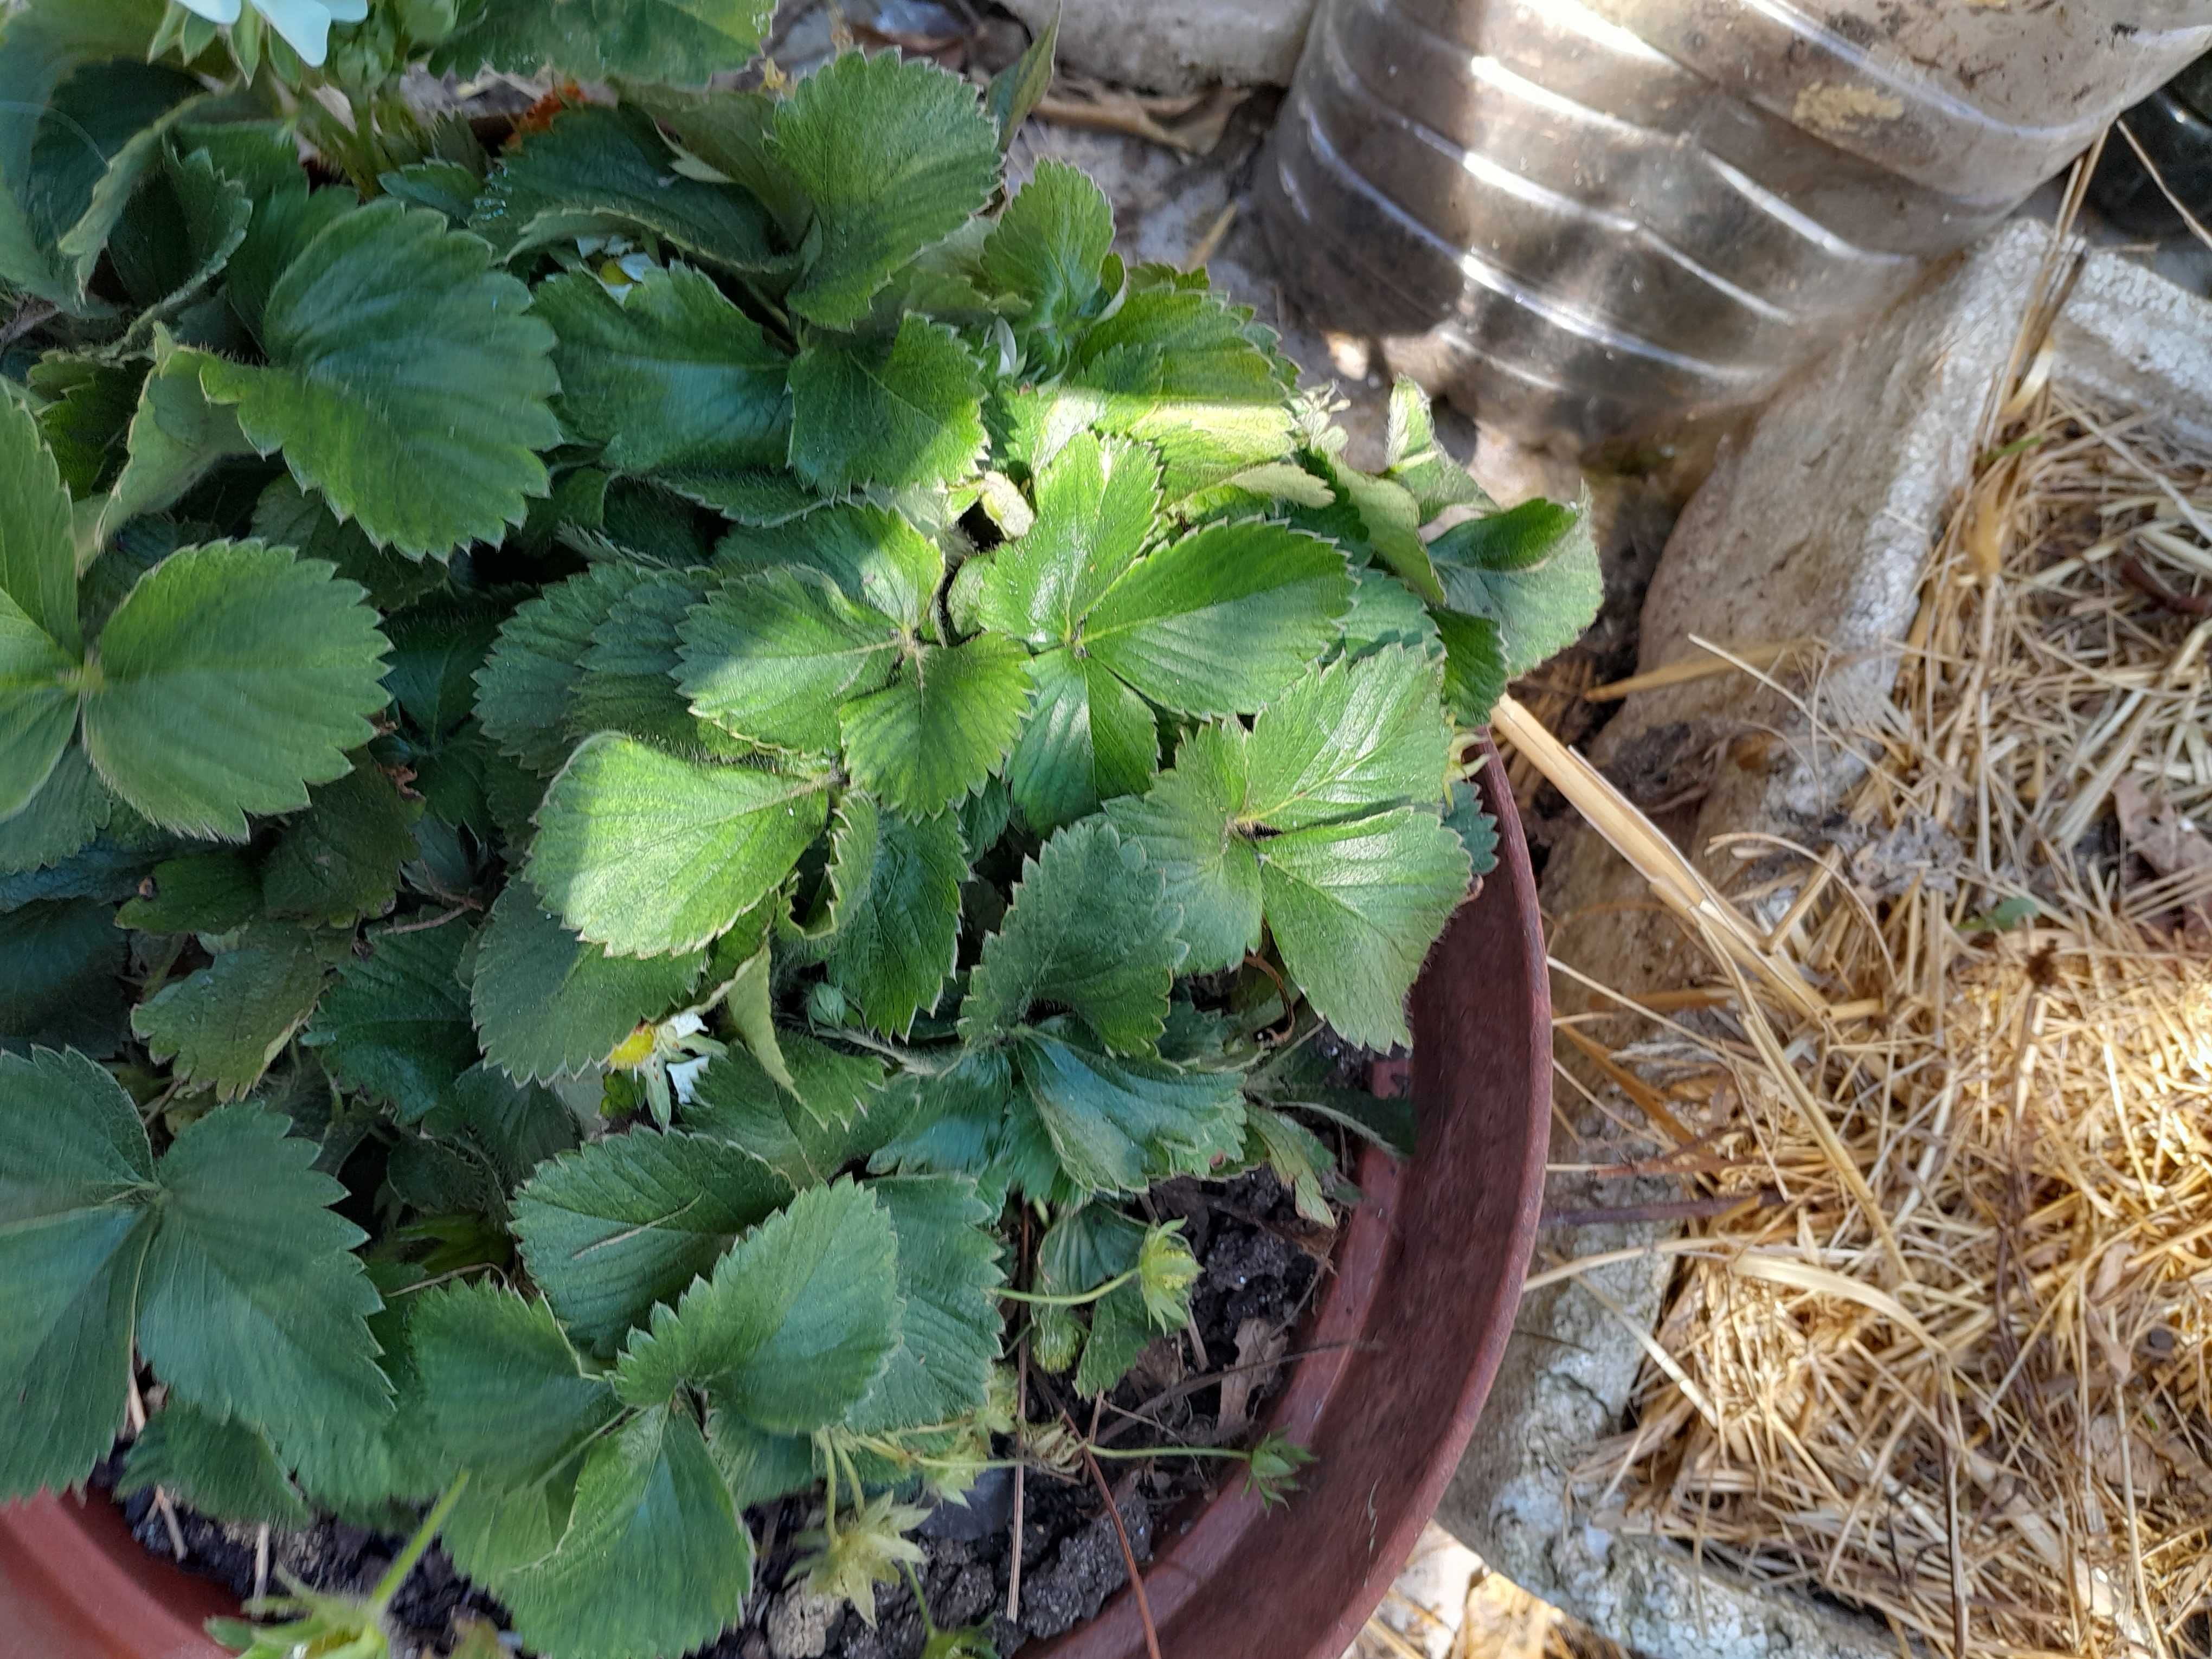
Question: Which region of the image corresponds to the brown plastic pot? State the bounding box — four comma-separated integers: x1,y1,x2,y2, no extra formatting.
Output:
0,746,1549,1659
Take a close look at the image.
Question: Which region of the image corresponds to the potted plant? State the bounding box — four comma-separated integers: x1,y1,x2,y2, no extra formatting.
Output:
0,3,1589,1656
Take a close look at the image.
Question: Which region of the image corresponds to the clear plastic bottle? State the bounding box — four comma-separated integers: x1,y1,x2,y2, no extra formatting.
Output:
1259,0,2212,446
2090,53,2212,234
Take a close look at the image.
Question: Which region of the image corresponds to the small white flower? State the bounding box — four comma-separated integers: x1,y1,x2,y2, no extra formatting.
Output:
667,1056,710,1106
175,0,370,67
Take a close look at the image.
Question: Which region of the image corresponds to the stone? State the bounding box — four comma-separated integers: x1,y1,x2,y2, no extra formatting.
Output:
763,1587,839,1659
1000,0,1315,94
1433,218,2212,1659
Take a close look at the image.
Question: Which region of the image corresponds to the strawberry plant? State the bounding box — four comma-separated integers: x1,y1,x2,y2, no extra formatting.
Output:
0,3,1601,1656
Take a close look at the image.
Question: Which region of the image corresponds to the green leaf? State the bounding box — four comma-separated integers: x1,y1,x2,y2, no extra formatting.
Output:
1384,377,1494,520
823,793,966,1038
92,342,253,550
0,1047,156,1500
0,748,115,876
1432,607,1508,728
712,501,942,632
492,1404,752,1659
119,1398,310,1527
439,1472,582,1587
1427,496,1602,680
261,760,417,926
382,600,503,740
618,84,808,237
184,197,561,558
301,922,478,1122
960,819,1182,1054
30,356,139,498
682,1032,892,1188
79,539,392,840
435,0,775,85
1266,1084,1414,1161
0,0,173,310
473,884,711,1084
1330,464,1444,605
789,315,985,494
536,263,788,476
0,602,77,825
1072,1280,1152,1396
250,476,449,614
772,52,1001,329
427,1062,583,1188
1070,284,1296,499
975,430,1156,648
515,1129,793,1358
678,568,902,754
0,378,80,655
412,1281,619,1494
985,8,1058,150
114,848,260,933
1102,723,1258,975
704,1412,816,1510
275,1298,429,1521
1037,1202,1142,1293
1005,647,1159,834
1339,564,1441,662
1016,1032,1245,1196
135,1104,391,1482
1258,807,1470,1050
0,898,129,1058
224,185,357,354
1083,521,1351,717
1244,645,1451,829
475,565,653,776
42,62,207,295
569,569,750,758
614,1179,900,1433
527,737,830,957
132,924,326,1101
22,56,202,309
0,818,175,910
1443,777,1500,877
840,634,1032,819
471,105,784,274
1244,1104,1336,1226
377,158,485,226
981,159,1110,337
848,1174,1003,1433
863,1051,1051,1211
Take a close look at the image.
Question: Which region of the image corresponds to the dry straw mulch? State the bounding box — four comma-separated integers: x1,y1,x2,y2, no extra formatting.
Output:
1500,231,2212,1659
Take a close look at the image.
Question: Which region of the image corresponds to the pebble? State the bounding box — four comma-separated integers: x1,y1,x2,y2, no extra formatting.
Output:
765,1587,841,1659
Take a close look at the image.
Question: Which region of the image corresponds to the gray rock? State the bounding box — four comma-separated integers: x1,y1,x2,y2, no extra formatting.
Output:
1000,0,1315,93
1436,219,2212,1659
764,1587,840,1659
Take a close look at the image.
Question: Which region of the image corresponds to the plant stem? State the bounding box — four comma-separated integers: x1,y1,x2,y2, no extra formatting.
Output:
819,1028,946,1074
1085,1443,1250,1464
901,1560,939,1638
368,1471,471,1612
1067,1413,1159,1659
998,1269,1137,1308
835,1444,869,1516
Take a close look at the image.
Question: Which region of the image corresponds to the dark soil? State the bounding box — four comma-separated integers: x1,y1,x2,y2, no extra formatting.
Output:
97,1456,503,1651
102,1167,1342,1659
